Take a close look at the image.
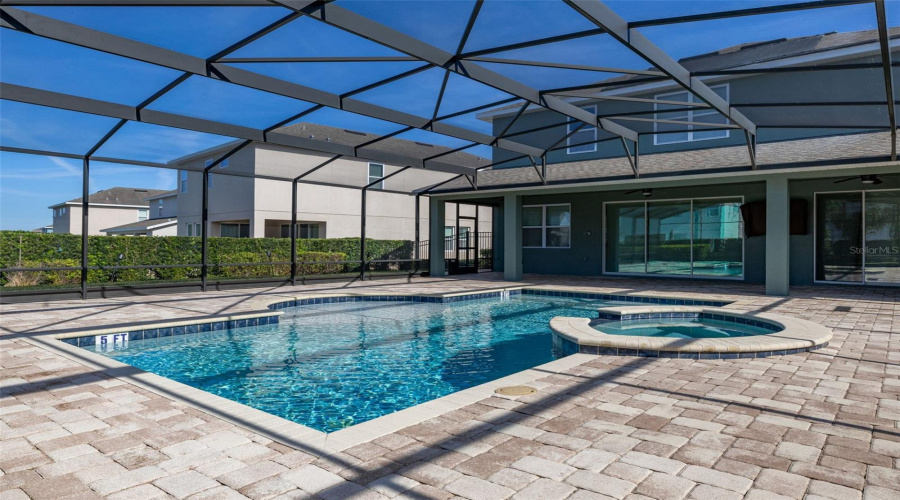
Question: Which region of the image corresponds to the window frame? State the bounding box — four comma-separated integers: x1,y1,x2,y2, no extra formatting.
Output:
653,84,730,146
179,170,188,193
368,163,385,190
601,195,745,280
566,105,598,155
522,203,572,249
137,209,149,222
157,199,163,218
812,188,900,287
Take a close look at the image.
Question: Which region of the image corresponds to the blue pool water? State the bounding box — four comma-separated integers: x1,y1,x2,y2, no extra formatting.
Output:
93,295,626,432
593,318,774,338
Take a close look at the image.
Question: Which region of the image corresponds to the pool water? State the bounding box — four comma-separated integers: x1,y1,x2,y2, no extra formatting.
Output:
592,318,774,338
93,295,625,432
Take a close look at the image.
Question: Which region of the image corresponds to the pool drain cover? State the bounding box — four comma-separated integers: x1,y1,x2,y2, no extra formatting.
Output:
495,385,537,396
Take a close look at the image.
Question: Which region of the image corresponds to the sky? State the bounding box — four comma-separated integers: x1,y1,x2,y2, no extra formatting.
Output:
1,0,894,230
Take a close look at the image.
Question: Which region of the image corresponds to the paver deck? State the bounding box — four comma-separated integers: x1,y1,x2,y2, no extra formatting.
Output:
1,274,898,500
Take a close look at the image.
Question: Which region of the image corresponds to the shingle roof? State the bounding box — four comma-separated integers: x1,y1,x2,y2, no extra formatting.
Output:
431,131,895,192
482,28,899,118
54,187,170,208
101,218,177,233
273,122,490,168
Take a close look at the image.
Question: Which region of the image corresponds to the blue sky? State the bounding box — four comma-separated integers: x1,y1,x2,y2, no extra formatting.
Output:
1,0,892,230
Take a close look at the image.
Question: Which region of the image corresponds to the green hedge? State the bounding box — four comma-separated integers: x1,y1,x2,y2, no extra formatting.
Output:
0,231,413,286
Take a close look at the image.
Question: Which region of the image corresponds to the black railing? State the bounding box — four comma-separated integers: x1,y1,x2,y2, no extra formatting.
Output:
417,231,493,272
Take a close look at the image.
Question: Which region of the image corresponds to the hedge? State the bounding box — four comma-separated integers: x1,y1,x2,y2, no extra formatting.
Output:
0,231,414,286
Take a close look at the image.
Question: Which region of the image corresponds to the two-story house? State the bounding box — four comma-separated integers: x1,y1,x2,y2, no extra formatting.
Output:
170,122,491,242
101,190,179,236
48,187,169,236
427,29,899,290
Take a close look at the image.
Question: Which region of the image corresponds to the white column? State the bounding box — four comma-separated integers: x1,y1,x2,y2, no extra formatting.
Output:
429,197,446,277
766,177,790,295
504,194,523,281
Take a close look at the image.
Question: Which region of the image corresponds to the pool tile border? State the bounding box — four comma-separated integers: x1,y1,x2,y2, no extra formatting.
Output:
56,287,731,347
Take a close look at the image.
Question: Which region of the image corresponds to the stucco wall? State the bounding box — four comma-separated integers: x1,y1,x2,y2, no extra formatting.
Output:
490,53,892,169
518,183,767,283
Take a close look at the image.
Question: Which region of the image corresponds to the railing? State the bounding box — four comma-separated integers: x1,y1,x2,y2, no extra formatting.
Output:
417,231,493,272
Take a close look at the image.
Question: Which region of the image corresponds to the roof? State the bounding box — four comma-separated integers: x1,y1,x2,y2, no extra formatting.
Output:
51,187,170,208
481,28,900,118
101,218,178,233
431,131,895,192
145,189,178,201
272,123,490,168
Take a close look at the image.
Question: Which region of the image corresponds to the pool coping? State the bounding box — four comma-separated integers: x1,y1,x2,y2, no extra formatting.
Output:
28,286,735,456
550,306,833,359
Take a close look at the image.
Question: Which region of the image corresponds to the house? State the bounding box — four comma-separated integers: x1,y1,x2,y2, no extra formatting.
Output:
31,226,53,234
426,29,899,290
49,187,169,236
169,123,491,241
100,190,179,236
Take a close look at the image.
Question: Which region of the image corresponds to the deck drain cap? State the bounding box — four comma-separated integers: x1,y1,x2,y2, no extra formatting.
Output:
495,385,536,396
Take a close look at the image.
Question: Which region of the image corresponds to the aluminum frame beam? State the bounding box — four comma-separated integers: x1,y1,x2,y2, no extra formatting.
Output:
629,0,874,28
564,0,757,136
875,0,897,161
276,0,640,142
0,6,545,159
0,82,478,175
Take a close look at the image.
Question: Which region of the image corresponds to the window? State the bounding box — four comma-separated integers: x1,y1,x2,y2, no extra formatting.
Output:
186,223,192,236
445,226,455,251
194,223,201,236
180,170,188,193
567,105,597,154
137,209,149,221
815,189,899,285
207,173,214,189
654,84,729,145
368,163,384,190
221,223,250,238
605,198,744,277
157,200,163,218
280,223,321,239
219,158,229,169
523,204,571,248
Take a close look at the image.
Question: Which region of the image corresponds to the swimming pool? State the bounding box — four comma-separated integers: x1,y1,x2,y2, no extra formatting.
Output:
86,294,631,432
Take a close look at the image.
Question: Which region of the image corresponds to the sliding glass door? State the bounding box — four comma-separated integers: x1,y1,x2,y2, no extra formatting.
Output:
816,190,899,285
605,198,744,278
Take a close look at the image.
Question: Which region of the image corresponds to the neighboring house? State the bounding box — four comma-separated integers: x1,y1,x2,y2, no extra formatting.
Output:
427,29,899,288
49,187,169,236
101,190,179,236
31,226,53,234
101,218,178,237
170,123,491,240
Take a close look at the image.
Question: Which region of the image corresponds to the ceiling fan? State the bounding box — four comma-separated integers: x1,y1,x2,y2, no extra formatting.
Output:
833,174,883,185
624,188,653,197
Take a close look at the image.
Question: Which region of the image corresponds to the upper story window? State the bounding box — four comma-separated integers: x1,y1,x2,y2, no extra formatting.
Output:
654,84,729,145
567,105,598,154
180,170,188,193
207,173,214,189
157,200,163,217
523,204,571,248
219,158,229,169
137,209,149,221
368,163,384,190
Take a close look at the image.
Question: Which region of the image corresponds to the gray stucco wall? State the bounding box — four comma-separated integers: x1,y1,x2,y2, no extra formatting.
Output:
518,183,768,283
490,53,891,169
788,174,900,286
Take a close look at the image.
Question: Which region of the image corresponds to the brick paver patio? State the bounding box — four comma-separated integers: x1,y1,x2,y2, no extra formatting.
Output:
1,274,898,500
